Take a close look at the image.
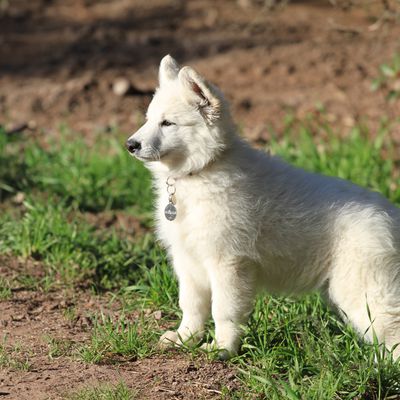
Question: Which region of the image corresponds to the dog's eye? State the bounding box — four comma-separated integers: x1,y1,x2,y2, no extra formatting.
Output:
161,120,175,127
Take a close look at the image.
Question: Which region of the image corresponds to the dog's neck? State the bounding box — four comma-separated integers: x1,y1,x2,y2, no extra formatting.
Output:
155,133,249,221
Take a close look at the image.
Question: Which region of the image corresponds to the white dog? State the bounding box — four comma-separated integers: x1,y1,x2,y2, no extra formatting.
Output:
126,55,400,359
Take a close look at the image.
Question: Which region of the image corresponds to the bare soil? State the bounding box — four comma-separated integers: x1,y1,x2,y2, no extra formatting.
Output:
0,256,241,399
2,351,239,400
1,0,399,140
1,1,400,398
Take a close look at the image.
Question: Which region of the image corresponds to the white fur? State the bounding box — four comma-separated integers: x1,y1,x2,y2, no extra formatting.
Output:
127,55,400,359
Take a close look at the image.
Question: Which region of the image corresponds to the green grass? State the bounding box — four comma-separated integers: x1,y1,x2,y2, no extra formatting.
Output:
0,338,31,371
0,200,160,290
0,277,12,300
45,336,75,359
372,53,400,103
235,296,400,399
78,312,158,364
1,119,400,398
272,115,400,203
66,382,136,400
0,126,153,214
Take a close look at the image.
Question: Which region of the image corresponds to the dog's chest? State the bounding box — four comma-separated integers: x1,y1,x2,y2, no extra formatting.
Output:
156,179,229,255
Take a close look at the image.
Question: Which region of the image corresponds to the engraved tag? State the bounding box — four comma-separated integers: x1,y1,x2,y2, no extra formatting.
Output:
164,203,177,221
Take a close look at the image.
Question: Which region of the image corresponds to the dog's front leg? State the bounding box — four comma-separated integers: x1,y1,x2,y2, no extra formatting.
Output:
159,251,211,348
205,261,257,359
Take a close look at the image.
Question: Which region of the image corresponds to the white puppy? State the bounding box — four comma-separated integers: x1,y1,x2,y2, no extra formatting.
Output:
126,55,400,359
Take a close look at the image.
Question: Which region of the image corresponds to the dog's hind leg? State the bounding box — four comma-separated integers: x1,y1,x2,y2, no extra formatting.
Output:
374,312,400,358
328,246,400,358
328,210,400,357
159,249,211,348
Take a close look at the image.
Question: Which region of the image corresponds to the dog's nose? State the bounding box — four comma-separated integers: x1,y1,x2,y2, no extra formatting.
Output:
126,138,141,154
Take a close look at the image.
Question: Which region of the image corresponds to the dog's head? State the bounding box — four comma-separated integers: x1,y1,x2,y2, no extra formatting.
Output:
126,55,234,176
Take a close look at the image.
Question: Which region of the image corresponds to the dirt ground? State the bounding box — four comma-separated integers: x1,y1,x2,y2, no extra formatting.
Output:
0,256,241,399
1,0,399,140
1,1,400,399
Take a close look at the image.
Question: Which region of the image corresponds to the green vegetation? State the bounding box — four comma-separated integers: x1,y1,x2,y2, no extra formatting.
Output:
78,313,158,363
45,336,75,359
66,382,136,400
236,295,400,399
0,276,12,300
1,117,400,398
274,116,400,202
0,126,152,214
0,200,159,290
372,53,400,103
0,338,31,371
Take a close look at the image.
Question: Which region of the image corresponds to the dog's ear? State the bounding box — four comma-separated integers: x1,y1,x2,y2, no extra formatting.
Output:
159,55,180,85
179,66,220,123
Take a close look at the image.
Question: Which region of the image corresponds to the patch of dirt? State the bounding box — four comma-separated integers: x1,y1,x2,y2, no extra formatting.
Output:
1,356,240,400
0,255,242,399
0,256,113,348
0,1,399,140
82,210,150,239
0,255,46,283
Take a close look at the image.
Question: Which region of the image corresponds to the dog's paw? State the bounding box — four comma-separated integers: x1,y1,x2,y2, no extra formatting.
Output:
158,330,181,348
200,341,234,361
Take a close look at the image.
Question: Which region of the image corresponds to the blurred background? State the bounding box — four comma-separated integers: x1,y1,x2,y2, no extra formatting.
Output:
1,0,399,141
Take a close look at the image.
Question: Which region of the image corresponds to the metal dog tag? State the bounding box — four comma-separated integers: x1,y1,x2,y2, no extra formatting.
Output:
164,203,177,221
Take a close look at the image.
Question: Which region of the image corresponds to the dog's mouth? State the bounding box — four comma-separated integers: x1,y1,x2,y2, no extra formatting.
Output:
134,154,157,162
131,148,162,162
